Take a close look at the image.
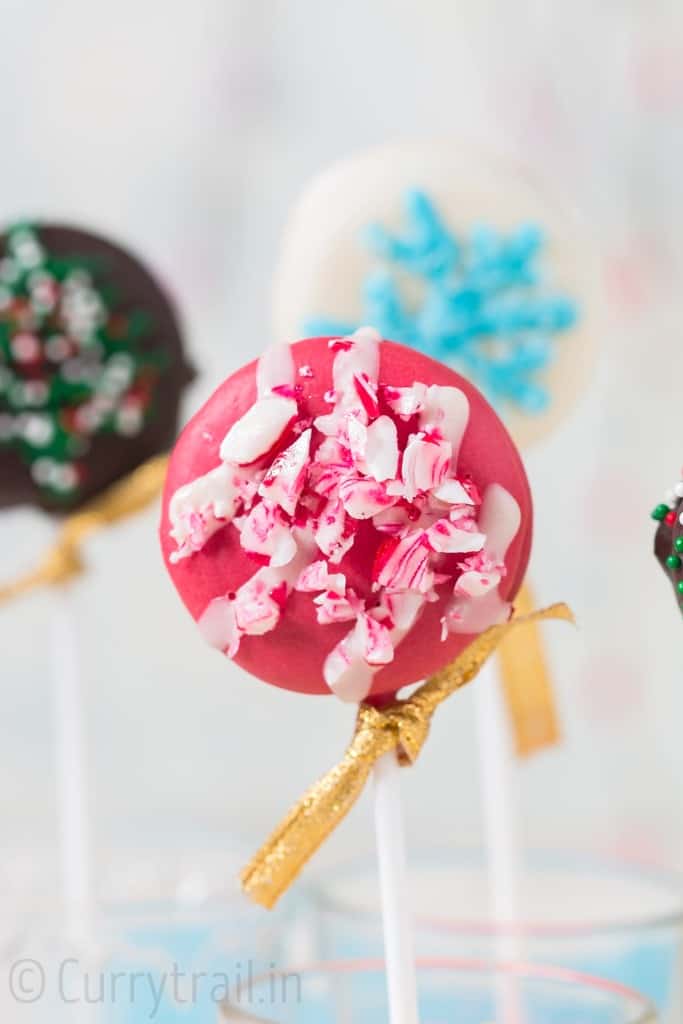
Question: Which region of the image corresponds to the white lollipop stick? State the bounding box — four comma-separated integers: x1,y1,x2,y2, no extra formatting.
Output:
373,751,420,1024
51,584,92,946
475,657,524,1023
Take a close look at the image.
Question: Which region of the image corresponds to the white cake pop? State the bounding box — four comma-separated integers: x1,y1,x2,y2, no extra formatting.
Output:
272,140,599,449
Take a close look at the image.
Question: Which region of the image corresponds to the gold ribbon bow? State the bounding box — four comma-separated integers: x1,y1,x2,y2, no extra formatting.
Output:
0,454,169,604
242,602,574,909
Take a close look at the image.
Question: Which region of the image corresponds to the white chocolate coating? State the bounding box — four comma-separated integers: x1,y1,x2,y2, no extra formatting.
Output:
272,139,600,449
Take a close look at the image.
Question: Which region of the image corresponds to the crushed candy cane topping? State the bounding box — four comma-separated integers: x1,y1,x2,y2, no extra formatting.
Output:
168,328,520,700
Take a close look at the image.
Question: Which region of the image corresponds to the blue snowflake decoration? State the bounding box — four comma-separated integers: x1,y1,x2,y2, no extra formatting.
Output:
304,189,578,414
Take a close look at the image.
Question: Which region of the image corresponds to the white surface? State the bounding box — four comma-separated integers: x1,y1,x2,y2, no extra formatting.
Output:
373,752,419,1024
0,0,683,924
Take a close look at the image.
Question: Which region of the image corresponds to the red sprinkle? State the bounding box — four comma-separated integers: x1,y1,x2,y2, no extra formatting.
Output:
665,511,676,525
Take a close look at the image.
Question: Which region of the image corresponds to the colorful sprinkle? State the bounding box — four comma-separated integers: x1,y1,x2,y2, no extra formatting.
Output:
0,224,164,500
652,504,670,521
305,189,577,414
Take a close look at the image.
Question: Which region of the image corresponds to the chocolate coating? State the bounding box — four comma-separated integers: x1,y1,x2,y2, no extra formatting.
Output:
654,506,683,605
0,224,194,514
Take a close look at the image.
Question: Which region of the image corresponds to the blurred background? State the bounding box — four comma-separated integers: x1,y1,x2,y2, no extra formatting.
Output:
2,0,683,920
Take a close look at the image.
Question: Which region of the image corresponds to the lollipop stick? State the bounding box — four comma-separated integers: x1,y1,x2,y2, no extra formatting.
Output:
51,584,92,945
373,751,419,1024
474,657,524,1023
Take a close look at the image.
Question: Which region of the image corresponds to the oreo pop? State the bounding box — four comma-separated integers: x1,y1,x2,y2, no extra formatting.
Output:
0,223,193,514
160,328,532,701
652,476,683,611
272,140,598,451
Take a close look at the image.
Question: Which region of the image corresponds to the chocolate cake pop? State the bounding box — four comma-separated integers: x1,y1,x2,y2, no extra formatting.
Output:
652,476,683,611
0,223,193,514
160,328,532,701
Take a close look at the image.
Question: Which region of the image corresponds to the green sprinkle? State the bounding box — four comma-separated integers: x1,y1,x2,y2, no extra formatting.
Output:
675,537,683,553
666,554,682,570
652,504,670,521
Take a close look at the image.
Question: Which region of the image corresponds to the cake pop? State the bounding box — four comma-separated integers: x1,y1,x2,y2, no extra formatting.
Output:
0,223,193,514
160,328,532,702
652,475,683,611
272,140,597,450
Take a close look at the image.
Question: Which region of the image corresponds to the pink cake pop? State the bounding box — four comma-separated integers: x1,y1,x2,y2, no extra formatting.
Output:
160,328,532,702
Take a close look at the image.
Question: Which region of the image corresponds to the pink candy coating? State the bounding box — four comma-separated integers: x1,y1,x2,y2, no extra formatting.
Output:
160,337,532,699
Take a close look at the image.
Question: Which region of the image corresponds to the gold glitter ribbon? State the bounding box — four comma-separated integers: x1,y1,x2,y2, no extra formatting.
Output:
241,602,574,909
498,581,561,757
0,454,169,603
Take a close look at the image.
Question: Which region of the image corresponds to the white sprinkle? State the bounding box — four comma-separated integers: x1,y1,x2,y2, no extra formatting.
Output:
665,489,677,508
675,482,683,499
54,464,79,492
10,380,45,407
23,380,49,406
0,258,19,284
102,364,133,395
22,414,54,448
30,279,56,312
31,457,55,485
12,234,44,270
109,352,134,371
10,332,41,363
116,403,144,436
